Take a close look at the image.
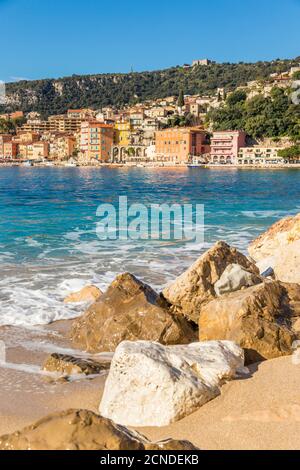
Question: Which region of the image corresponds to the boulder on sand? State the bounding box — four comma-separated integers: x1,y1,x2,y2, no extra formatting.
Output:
0,409,198,450
214,263,262,296
199,281,300,364
162,241,259,323
99,340,244,427
71,273,197,353
64,285,102,304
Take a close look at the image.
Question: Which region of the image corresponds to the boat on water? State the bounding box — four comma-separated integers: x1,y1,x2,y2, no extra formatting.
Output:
187,163,205,168
187,157,206,168
22,161,33,167
64,158,78,167
64,162,77,167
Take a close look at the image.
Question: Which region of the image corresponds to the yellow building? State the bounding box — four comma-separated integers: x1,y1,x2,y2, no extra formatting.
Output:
114,121,132,146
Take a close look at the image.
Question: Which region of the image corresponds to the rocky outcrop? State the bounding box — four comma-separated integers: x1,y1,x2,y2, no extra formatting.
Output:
248,213,300,284
272,240,300,284
162,241,259,323
71,273,197,353
248,213,300,262
0,410,198,450
99,340,244,427
42,354,110,377
64,285,102,303
214,264,262,296
199,281,300,364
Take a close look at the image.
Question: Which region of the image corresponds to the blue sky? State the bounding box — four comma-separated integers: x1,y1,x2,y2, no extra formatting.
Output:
0,0,300,82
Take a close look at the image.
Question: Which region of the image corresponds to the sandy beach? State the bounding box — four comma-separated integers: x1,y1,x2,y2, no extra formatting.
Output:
0,322,107,435
0,320,300,450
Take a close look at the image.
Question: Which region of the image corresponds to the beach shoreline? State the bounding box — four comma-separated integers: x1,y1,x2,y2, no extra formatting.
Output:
1,162,300,170
1,320,300,450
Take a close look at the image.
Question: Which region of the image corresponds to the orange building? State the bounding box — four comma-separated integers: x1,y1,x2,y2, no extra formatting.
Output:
3,142,18,159
14,131,40,144
155,127,209,163
80,121,114,162
0,134,13,157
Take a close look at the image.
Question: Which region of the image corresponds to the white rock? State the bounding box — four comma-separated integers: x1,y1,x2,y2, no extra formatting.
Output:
99,340,244,427
214,264,261,296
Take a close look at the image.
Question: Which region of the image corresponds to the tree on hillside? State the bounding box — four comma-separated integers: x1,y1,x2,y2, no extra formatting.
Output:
0,118,15,134
292,71,300,80
226,89,247,106
278,145,300,160
177,89,185,108
208,86,299,140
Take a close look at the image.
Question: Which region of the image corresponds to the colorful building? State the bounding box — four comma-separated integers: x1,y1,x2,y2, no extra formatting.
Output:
237,146,283,165
80,121,114,162
0,134,13,157
2,142,18,159
114,121,132,146
49,135,76,161
210,130,246,164
155,127,209,164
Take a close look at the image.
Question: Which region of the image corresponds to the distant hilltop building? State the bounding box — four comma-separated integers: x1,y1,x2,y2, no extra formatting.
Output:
192,59,215,67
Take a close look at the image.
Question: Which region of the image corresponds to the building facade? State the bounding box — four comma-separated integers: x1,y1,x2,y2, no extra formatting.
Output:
237,147,284,165
155,128,209,164
80,121,114,162
210,130,246,164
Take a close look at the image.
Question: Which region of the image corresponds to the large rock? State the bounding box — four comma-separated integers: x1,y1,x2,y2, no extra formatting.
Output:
64,285,102,303
273,240,300,284
71,273,197,353
199,281,300,364
99,340,244,427
42,354,110,377
163,241,259,323
214,264,262,296
248,213,300,262
0,410,198,450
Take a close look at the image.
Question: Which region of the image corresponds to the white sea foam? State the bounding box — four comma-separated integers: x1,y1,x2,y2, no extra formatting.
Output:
0,215,281,327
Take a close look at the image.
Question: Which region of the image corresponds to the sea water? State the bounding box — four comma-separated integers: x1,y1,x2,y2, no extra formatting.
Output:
0,166,299,327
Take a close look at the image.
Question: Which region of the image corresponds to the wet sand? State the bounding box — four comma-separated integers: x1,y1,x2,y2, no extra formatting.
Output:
143,357,300,450
0,323,300,449
0,322,106,435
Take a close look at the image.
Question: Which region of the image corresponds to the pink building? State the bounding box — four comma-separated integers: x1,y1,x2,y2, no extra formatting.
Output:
210,130,246,164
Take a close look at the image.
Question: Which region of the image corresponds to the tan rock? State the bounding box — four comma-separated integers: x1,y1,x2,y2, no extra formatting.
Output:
273,240,300,284
199,281,300,364
0,409,199,450
248,213,300,262
71,273,197,353
163,241,259,324
64,285,102,304
42,354,110,377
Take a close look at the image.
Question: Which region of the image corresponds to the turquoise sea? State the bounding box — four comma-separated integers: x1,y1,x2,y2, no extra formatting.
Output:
0,167,299,326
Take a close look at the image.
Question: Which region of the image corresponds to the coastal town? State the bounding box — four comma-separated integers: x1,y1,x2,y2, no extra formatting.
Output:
1,60,300,168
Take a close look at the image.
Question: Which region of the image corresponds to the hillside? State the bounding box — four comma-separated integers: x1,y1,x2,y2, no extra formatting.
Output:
2,58,300,116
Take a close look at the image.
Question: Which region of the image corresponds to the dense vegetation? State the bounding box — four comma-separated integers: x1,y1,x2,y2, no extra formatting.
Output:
208,87,300,140
278,144,300,159
0,117,26,134
1,58,299,117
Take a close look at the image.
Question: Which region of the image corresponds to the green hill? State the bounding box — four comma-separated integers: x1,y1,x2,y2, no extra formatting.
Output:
1,58,299,117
